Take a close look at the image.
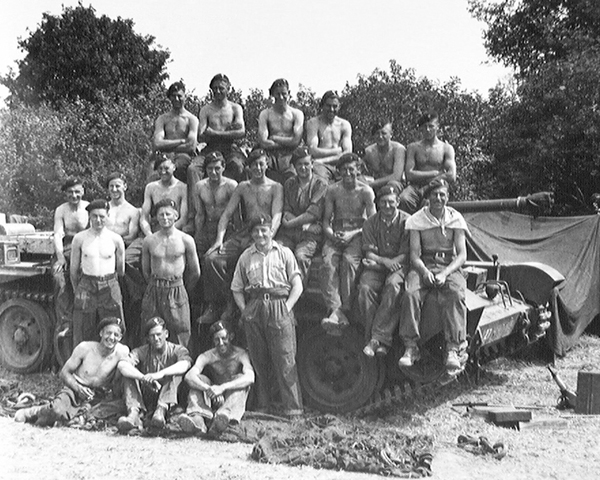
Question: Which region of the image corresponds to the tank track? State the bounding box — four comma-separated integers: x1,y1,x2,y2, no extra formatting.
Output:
352,337,520,416
0,287,54,305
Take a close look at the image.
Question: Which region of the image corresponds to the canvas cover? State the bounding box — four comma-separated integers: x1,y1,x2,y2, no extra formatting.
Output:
463,212,600,356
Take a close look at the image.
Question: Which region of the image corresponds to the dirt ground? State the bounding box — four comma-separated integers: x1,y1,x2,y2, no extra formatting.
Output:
2,335,600,480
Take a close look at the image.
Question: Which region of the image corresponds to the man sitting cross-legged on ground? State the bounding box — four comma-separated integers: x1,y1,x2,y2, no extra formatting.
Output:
178,320,254,436
15,317,129,427
117,317,192,432
257,78,304,184
276,146,328,285
202,148,283,324
141,198,200,348
398,179,469,373
357,184,410,357
320,153,375,334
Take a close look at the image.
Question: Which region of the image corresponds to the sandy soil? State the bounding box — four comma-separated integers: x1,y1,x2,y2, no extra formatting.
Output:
3,336,600,480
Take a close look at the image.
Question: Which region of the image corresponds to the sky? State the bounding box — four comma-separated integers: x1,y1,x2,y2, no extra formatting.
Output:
0,0,512,102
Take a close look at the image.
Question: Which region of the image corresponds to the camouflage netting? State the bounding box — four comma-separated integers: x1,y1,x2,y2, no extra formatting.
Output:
248,415,433,477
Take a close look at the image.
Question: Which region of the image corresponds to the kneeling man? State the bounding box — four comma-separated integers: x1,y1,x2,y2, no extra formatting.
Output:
398,179,468,373
15,317,128,426
178,320,254,436
117,317,192,431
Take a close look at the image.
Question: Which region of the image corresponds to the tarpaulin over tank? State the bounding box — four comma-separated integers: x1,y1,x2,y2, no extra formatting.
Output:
463,212,600,356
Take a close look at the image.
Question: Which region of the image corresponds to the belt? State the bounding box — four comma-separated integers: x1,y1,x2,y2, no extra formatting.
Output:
150,276,184,287
422,251,454,262
332,218,364,231
81,273,116,281
247,288,289,301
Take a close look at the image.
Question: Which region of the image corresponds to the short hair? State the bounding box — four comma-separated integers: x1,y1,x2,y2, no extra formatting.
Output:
269,78,290,96
417,110,439,127
319,90,340,108
154,198,178,214
86,198,110,213
61,177,84,192
167,81,186,97
153,154,174,171
210,73,230,89
249,214,272,230
209,320,233,339
204,151,226,167
290,146,311,166
105,172,126,188
97,316,124,334
370,118,393,136
337,152,360,169
377,183,401,200
248,147,267,166
423,178,450,198
143,317,166,336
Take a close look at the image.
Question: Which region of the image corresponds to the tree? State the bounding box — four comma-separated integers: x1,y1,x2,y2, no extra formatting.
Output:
470,0,600,213
2,4,169,106
469,0,600,77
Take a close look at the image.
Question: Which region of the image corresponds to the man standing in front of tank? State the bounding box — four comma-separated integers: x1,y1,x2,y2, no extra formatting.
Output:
70,199,125,346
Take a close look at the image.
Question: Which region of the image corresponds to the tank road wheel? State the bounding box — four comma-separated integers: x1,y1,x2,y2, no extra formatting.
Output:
0,299,52,373
298,325,384,413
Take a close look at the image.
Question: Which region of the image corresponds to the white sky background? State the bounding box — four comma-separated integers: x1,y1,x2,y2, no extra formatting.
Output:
0,0,511,102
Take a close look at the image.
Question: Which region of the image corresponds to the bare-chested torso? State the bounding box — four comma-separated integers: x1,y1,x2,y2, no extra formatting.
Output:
332,183,372,221
238,179,281,222
202,346,246,384
73,341,129,388
77,229,120,276
146,229,187,279
408,139,448,186
106,201,139,240
196,178,237,223
158,110,197,153
314,116,344,151
364,142,404,178
56,202,89,238
147,181,186,218
200,101,242,149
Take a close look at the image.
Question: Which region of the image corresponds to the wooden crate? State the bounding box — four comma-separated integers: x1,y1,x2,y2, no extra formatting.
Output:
576,371,600,414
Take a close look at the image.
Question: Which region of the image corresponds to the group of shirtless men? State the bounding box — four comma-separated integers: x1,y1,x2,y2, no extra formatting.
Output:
15,74,470,435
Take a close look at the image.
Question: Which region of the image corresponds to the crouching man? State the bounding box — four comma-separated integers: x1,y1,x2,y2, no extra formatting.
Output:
15,317,129,426
178,320,255,436
117,317,192,432
398,179,469,373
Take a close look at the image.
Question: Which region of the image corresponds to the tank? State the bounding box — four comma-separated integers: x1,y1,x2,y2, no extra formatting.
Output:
294,191,562,413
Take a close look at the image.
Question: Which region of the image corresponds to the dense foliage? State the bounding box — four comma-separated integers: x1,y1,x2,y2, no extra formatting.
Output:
470,0,600,214
1,5,169,106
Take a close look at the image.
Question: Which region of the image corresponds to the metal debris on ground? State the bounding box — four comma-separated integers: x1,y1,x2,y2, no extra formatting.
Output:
457,434,507,460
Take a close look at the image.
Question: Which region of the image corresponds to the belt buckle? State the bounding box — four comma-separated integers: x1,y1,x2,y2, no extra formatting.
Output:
434,252,444,262
263,293,270,302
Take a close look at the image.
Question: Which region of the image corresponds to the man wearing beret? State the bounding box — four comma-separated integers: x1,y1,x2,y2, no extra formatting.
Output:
70,199,125,346
117,317,192,432
15,317,129,426
231,214,304,418
52,177,89,337
357,184,410,357
179,320,254,436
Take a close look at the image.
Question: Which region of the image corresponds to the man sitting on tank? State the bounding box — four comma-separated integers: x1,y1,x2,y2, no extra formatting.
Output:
14,317,129,427
178,320,254,436
117,317,192,432
357,183,410,357
398,179,469,373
